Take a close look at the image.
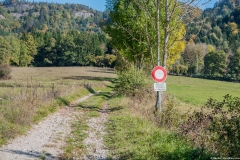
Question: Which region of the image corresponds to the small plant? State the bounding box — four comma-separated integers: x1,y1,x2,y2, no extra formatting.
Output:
114,67,148,97
0,63,11,79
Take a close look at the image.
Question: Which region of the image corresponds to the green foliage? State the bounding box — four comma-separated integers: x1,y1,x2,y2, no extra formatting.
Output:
181,94,240,157
104,0,185,69
170,64,188,75
91,54,116,67
228,48,240,81
114,67,148,97
103,0,151,68
0,36,11,64
33,31,110,67
0,63,11,79
204,50,227,77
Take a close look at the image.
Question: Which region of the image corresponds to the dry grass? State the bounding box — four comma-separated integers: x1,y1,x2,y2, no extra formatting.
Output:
0,67,115,96
0,67,116,145
1,67,115,84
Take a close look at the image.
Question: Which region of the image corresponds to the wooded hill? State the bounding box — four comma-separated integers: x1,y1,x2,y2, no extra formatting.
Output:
0,0,115,68
172,0,240,82
0,0,108,34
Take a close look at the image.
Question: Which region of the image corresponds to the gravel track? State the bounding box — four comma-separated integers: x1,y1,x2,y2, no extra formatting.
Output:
83,107,109,160
0,93,95,160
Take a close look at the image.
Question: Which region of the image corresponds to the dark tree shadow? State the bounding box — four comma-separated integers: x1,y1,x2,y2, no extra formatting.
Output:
56,97,70,106
87,69,115,74
98,106,124,113
108,147,213,160
78,104,99,111
63,76,115,83
84,83,95,94
0,149,58,159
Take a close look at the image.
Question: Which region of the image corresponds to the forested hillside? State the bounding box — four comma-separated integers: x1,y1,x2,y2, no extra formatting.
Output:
0,0,108,34
0,0,115,68
171,0,240,82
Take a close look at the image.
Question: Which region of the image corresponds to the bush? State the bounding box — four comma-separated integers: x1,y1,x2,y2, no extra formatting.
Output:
114,67,148,97
0,64,11,79
91,54,117,68
180,94,240,157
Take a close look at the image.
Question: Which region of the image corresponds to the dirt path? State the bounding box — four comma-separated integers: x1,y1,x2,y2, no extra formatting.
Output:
0,93,95,160
83,102,109,160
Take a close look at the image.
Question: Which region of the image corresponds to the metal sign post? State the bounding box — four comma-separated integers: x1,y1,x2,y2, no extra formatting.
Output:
151,66,167,112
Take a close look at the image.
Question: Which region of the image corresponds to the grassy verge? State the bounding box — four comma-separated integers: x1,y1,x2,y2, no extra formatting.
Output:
62,87,112,159
105,95,214,159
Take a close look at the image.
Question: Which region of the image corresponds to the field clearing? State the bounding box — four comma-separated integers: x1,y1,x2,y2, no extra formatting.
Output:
0,67,116,146
0,67,116,95
6,67,116,84
165,75,240,106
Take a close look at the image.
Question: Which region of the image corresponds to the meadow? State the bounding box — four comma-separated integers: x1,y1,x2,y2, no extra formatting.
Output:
165,75,240,106
0,67,115,145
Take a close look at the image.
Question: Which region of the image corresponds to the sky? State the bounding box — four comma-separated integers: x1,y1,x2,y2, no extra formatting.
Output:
33,0,107,11
31,0,217,11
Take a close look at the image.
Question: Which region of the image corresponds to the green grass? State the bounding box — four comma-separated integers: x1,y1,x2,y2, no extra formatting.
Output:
165,75,240,106
105,95,214,159
62,114,89,159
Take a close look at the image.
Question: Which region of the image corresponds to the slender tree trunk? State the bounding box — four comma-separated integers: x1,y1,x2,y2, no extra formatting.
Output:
157,0,160,67
163,0,169,68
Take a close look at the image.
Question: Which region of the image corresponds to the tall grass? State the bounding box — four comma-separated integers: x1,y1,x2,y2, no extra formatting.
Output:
0,67,115,146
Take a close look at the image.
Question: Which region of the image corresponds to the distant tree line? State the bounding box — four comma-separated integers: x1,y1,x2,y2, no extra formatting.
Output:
0,30,116,67
170,43,240,82
0,1,116,68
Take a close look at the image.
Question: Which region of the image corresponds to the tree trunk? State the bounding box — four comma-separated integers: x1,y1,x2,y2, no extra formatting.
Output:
163,0,169,69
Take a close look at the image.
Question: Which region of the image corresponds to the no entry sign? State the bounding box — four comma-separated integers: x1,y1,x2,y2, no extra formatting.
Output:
151,66,167,82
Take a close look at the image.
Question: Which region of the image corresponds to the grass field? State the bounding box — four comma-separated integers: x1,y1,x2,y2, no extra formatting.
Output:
165,75,240,106
0,67,116,99
0,67,115,146
3,66,115,84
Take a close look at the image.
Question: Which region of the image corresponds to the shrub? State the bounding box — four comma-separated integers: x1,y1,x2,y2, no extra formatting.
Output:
92,54,117,68
180,94,240,157
0,64,11,80
114,67,148,97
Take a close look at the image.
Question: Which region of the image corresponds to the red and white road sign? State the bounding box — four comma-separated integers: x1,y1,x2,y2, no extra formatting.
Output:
151,66,167,82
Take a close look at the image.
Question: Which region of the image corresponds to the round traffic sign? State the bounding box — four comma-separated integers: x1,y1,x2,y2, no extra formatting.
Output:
151,66,167,82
